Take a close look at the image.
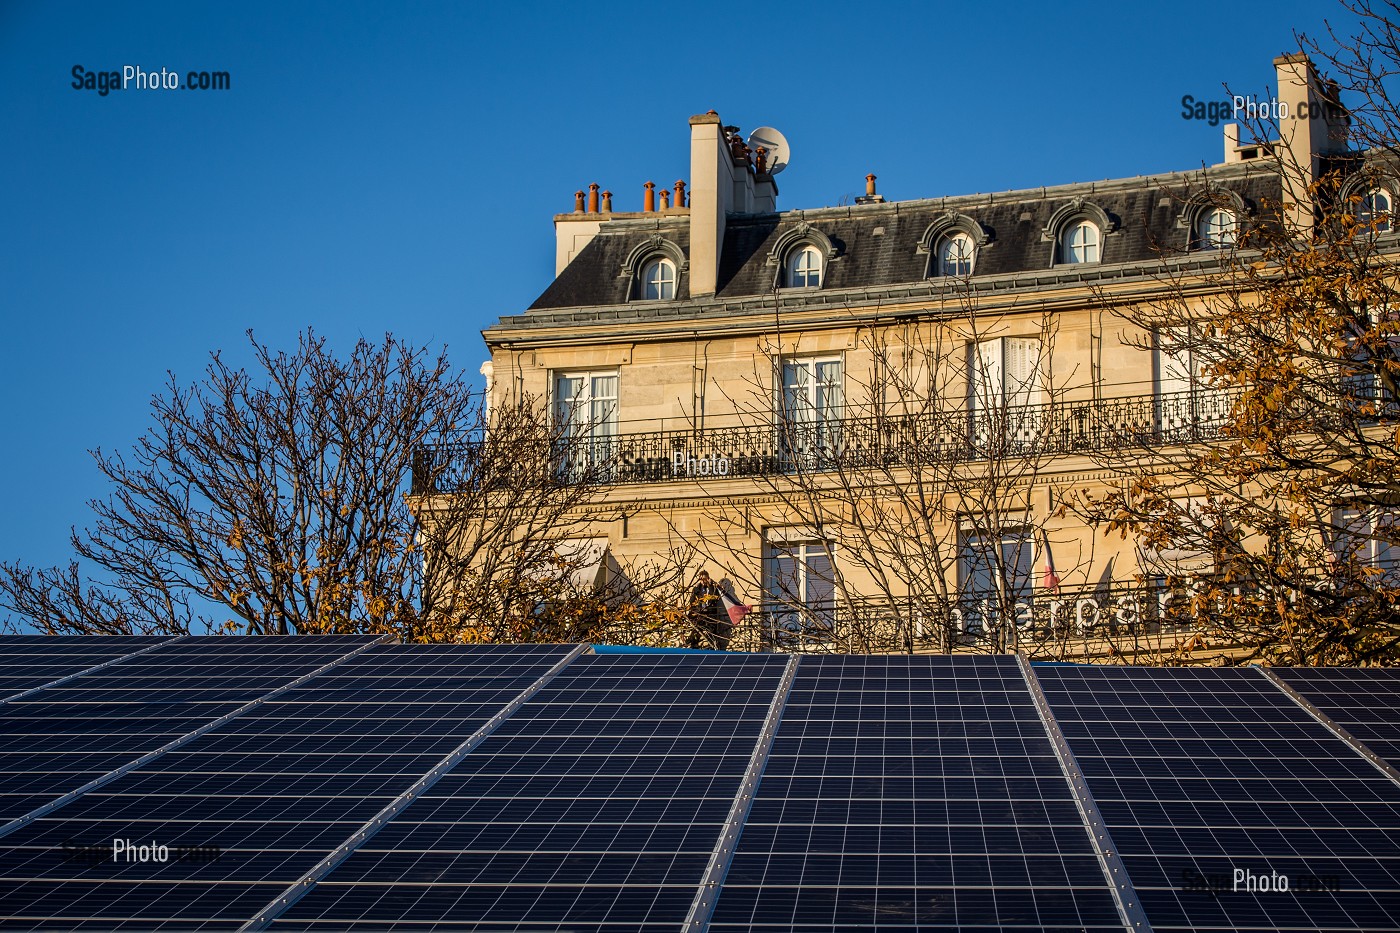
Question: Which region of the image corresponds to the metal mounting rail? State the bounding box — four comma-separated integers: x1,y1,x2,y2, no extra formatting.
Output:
681,654,800,933
0,634,394,842
1017,655,1153,933
1258,667,1400,790
1,636,182,704
238,643,592,931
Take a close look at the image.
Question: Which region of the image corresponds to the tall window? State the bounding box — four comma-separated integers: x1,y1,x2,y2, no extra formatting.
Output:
937,232,975,276
554,371,618,480
1060,221,1100,264
764,539,837,647
786,245,823,287
1334,507,1399,575
1359,188,1392,234
639,257,676,300
957,521,1033,638
1195,208,1237,249
1153,327,1228,437
969,337,1042,447
779,356,842,469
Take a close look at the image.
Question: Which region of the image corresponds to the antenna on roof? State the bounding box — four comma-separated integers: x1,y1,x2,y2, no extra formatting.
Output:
747,126,791,174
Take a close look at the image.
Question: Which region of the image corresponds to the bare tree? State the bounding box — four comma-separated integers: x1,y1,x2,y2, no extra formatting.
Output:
0,331,659,641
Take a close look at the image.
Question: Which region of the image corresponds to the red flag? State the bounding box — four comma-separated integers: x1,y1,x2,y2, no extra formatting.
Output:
720,592,752,627
1041,531,1060,594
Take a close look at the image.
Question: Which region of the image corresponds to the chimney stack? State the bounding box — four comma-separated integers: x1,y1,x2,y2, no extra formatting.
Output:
856,173,885,205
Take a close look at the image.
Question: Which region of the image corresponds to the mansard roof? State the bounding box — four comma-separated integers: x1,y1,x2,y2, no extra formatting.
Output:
508,162,1286,330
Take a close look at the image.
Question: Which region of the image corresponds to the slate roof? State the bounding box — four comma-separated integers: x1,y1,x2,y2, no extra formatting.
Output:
521,162,1287,322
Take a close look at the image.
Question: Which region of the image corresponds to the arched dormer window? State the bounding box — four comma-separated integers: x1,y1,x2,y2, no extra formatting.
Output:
768,224,837,290
1043,200,1115,267
640,257,676,299
1177,188,1249,251
1359,188,1392,234
916,213,991,279
621,236,686,302
937,232,975,276
1338,170,1399,237
786,245,823,287
1061,221,1100,264
1195,208,1237,250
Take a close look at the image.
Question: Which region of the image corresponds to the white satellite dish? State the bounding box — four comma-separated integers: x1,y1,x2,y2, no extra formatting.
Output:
747,126,790,174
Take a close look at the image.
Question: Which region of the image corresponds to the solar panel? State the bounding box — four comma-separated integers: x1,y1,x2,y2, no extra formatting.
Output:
0,642,578,930
271,652,791,931
1035,664,1400,932
0,637,382,826
706,655,1126,932
0,636,176,700
1272,667,1400,771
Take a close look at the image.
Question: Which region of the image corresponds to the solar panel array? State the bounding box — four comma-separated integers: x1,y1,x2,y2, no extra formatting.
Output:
0,637,1396,933
1036,665,1400,932
709,655,1124,931
1274,667,1400,770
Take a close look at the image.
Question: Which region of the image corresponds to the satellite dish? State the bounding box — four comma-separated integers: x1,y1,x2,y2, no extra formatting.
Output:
747,126,790,174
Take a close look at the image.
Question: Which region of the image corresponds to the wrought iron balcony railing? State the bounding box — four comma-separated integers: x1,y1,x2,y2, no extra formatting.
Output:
747,579,1227,654
413,389,1241,493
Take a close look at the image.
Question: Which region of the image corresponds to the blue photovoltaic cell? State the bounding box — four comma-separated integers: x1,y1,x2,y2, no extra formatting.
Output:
271,652,790,932
0,636,175,698
0,642,574,931
1273,667,1400,770
707,655,1124,932
0,636,378,824
1036,664,1400,932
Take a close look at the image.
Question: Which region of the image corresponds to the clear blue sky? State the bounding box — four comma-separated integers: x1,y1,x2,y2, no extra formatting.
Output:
0,0,1349,576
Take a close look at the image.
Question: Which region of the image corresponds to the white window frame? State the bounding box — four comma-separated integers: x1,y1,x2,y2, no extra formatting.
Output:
1359,188,1393,234
553,370,619,478
785,245,823,288
956,516,1034,636
777,355,843,469
937,232,975,277
969,337,1042,446
639,257,676,300
1195,208,1237,250
1333,506,1400,574
763,536,838,647
1061,221,1100,264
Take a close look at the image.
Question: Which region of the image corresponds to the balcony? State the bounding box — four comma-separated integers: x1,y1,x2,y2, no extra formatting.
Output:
413,389,1239,493
743,580,1225,655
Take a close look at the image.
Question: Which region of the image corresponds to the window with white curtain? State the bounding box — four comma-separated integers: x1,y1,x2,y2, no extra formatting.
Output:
779,356,842,469
553,371,618,479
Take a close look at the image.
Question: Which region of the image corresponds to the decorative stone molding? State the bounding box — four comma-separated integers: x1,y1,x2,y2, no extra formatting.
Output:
1041,199,1118,242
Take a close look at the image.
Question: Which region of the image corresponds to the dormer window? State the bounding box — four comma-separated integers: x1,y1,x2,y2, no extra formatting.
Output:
1195,208,1237,250
639,257,676,300
1359,188,1392,234
1061,221,1100,264
786,245,823,288
937,232,975,277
